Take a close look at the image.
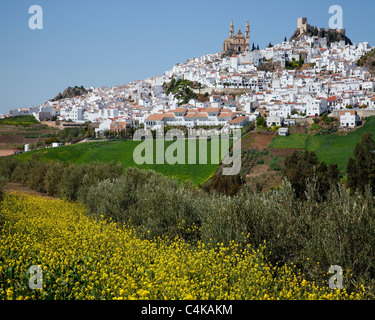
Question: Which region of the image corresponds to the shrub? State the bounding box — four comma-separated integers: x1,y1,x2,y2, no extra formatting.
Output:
347,133,375,194
26,160,48,193
0,176,6,202
84,168,201,241
0,157,20,182
57,163,86,201
256,116,266,128
284,150,341,199
76,162,124,201
44,161,67,196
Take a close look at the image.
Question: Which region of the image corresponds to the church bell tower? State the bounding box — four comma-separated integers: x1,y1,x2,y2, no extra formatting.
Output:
230,21,234,38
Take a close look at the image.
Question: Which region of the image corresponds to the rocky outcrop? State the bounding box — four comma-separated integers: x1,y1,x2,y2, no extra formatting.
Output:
290,18,352,46
50,86,88,102
357,49,375,76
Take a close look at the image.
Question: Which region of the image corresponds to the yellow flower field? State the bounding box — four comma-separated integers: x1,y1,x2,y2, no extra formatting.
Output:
0,193,365,300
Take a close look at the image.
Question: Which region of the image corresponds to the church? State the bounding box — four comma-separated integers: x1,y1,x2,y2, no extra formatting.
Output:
223,21,250,56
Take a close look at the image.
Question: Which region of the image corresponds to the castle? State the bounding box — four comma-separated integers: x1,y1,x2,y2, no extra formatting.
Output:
223,21,250,56
295,17,346,38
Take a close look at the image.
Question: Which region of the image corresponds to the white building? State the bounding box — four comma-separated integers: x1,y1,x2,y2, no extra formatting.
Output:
267,115,284,127
340,110,359,128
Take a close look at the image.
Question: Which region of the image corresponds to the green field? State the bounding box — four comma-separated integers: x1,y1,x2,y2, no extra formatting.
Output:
15,139,221,186
269,116,375,173
0,115,40,126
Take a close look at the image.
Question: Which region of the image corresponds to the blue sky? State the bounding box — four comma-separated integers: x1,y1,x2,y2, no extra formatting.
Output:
1,0,375,114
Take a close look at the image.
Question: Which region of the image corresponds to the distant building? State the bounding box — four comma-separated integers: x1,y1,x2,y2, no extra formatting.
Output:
223,21,250,56
340,110,359,128
267,115,284,127
284,119,296,126
52,142,63,148
228,116,250,129
0,149,23,157
278,128,289,136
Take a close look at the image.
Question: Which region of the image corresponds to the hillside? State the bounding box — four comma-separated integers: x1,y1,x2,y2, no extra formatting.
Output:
269,116,375,173
50,86,88,102
290,18,352,46
357,48,375,76
0,116,59,150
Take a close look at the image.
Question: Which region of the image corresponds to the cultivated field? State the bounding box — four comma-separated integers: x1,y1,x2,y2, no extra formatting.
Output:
269,116,375,173
15,140,220,186
0,116,58,150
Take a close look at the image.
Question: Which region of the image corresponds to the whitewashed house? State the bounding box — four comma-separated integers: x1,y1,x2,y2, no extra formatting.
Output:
306,97,327,117
340,110,359,128
266,115,284,127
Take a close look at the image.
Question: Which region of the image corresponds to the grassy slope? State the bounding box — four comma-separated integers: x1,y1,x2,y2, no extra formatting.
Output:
15,139,220,186
269,116,375,173
0,115,40,126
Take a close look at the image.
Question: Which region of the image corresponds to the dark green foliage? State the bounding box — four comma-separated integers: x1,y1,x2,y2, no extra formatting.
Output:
44,161,67,196
164,77,199,105
270,155,282,171
285,58,305,70
26,159,48,193
202,150,263,196
84,168,201,241
76,162,124,201
0,157,20,182
241,121,255,134
284,150,341,199
11,154,42,186
203,173,243,197
0,177,5,203
347,133,375,194
256,116,266,128
6,156,124,201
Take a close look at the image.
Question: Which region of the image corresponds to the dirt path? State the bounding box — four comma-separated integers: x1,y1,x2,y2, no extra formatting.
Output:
4,182,56,199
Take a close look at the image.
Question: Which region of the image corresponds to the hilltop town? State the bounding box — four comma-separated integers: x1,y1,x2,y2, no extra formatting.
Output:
4,18,375,138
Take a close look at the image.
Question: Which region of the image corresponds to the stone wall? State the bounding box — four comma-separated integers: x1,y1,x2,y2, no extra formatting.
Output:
328,109,375,119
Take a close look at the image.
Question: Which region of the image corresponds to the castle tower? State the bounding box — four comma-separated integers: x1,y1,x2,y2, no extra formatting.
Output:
297,17,308,33
245,21,250,40
230,21,234,38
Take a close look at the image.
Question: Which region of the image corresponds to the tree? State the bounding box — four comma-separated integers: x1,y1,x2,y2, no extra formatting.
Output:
268,42,273,48
252,42,256,51
284,37,287,42
256,116,266,128
284,150,341,199
346,133,375,193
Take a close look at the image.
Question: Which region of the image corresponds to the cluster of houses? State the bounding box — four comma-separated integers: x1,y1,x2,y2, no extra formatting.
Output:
6,32,375,135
